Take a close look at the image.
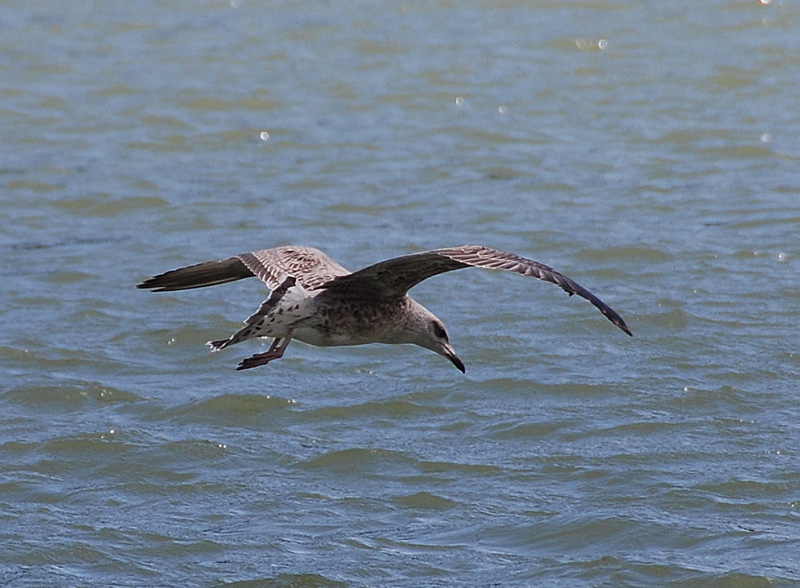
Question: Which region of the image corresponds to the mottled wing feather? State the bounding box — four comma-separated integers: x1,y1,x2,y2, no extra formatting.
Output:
323,245,632,336
137,246,350,293
436,246,632,336
237,246,350,291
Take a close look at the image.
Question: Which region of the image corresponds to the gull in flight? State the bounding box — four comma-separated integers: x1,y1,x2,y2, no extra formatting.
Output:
137,245,632,372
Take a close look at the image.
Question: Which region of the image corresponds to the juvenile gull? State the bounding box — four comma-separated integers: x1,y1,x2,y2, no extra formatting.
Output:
137,245,632,372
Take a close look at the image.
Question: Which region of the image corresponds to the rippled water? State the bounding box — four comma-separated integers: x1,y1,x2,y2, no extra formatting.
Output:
2,1,799,586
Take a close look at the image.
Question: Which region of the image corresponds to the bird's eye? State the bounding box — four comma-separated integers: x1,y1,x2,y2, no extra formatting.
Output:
433,322,447,340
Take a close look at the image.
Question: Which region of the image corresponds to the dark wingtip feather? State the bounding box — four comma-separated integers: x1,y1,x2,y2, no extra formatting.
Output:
605,309,633,337
618,320,634,337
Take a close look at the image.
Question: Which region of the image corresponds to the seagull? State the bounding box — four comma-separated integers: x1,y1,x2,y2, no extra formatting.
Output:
137,245,632,372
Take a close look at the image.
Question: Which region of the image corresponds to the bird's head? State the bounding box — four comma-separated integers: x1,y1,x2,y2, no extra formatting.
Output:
406,301,465,373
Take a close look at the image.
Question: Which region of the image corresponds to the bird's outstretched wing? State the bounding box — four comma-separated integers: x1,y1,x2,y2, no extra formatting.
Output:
137,246,350,292
322,245,633,336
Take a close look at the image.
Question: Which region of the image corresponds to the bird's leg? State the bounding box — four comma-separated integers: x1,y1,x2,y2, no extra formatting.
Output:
265,337,283,353
236,329,296,370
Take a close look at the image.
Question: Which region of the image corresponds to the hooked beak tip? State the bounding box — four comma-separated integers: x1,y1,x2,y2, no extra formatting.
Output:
449,353,466,373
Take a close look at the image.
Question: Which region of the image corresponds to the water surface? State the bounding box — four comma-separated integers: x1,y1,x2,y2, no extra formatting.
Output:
2,1,799,586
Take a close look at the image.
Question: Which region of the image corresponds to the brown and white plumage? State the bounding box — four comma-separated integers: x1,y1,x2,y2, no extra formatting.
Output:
137,245,632,372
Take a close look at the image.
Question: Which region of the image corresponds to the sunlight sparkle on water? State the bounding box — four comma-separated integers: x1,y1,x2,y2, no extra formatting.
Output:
575,38,608,51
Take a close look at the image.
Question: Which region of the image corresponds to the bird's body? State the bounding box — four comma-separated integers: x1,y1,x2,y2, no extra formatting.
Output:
137,245,632,371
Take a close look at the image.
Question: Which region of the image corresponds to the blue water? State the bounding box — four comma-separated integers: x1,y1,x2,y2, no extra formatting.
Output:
2,1,799,586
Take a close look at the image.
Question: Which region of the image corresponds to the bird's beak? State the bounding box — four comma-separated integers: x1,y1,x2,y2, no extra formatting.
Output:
443,343,465,373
